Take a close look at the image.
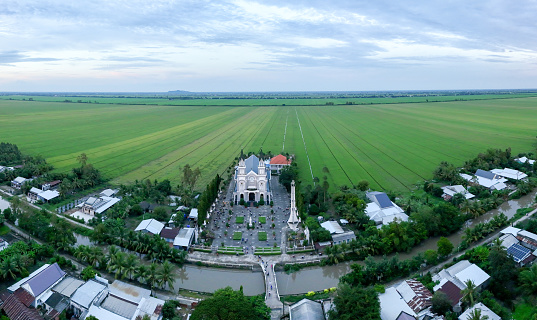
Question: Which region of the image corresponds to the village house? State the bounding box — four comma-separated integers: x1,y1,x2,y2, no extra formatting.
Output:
433,260,490,309
70,278,108,317
135,219,165,236
365,191,408,227
460,169,507,191
515,156,535,165
174,227,196,250
379,279,435,320
45,277,85,318
458,302,501,320
28,187,59,203
160,227,180,244
499,227,537,266
319,220,356,245
269,154,292,174
441,185,475,201
233,155,272,204
11,176,27,189
80,195,120,216
288,298,326,320
490,168,528,180
41,180,61,191
0,238,9,251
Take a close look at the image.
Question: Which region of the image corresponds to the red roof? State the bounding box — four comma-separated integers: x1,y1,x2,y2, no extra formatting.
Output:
14,288,35,307
0,291,43,320
404,280,432,313
270,155,292,165
437,281,462,307
160,227,180,240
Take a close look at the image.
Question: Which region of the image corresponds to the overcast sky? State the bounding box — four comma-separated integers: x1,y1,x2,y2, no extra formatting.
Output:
1,0,536,92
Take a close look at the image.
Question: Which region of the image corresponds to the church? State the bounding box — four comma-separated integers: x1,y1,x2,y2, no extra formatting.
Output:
233,155,271,204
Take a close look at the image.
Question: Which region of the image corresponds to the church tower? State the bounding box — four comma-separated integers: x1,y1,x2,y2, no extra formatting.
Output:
287,180,300,230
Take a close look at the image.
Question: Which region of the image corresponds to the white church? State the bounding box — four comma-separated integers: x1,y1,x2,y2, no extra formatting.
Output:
233,155,272,204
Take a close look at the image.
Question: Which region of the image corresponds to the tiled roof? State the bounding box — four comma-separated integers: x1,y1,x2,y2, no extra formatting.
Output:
160,227,180,239
270,154,291,165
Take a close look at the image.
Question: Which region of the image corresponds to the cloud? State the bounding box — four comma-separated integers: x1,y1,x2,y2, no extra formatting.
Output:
0,50,58,65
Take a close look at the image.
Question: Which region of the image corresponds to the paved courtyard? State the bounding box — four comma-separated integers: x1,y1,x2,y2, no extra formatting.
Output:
206,176,291,253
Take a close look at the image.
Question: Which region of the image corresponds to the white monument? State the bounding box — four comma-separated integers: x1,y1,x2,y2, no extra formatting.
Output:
287,180,300,230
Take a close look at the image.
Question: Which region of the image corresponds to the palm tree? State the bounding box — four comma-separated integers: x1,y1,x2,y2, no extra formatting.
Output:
157,260,175,290
74,245,90,262
461,280,477,307
110,252,126,278
134,264,149,283
326,245,344,264
0,256,21,280
466,308,489,320
107,245,120,262
146,263,159,295
519,264,537,295
123,254,139,280
88,247,103,267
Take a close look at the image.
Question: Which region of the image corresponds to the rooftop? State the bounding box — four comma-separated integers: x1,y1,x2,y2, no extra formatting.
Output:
270,154,292,165
458,302,501,320
71,280,107,309
52,277,85,298
289,298,324,320
174,228,195,247
135,219,165,235
21,263,66,298
109,280,151,304
160,227,180,239
320,221,344,234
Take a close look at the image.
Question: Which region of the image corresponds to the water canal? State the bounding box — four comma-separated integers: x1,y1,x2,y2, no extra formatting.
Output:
47,190,537,295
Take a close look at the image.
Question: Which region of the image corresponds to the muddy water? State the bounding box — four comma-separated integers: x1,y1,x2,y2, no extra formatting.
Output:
175,265,265,296
68,191,536,296
74,234,95,247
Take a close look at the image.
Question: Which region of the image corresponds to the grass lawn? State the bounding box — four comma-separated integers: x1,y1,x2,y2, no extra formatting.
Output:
513,302,537,320
0,225,9,236
258,231,267,241
2,96,537,191
259,216,266,224
233,232,242,241
235,216,244,224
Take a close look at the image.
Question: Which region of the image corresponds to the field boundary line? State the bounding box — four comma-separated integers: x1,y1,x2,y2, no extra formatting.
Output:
282,109,289,152
295,108,315,183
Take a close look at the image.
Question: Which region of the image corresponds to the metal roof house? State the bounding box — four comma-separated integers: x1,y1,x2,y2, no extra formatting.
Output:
332,231,356,245
441,185,475,200
11,176,27,189
289,298,325,320
365,191,408,227
135,219,165,236
70,280,108,317
458,302,501,320
174,227,196,250
491,168,528,180
80,196,121,216
459,169,507,191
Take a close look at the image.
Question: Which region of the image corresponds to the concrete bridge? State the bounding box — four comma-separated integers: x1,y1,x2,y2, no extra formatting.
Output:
260,259,285,319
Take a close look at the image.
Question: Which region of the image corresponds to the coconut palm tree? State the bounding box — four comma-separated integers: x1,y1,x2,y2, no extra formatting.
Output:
134,264,149,283
466,308,489,320
461,280,477,307
74,245,90,262
0,256,20,280
88,247,103,267
123,254,139,280
157,260,175,290
146,263,159,295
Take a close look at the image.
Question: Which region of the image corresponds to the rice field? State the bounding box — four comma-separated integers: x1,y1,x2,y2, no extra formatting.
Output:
0,97,536,191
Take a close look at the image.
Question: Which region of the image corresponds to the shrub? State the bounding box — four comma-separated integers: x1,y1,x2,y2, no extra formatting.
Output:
235,216,244,224
258,232,267,241
259,216,266,224
233,232,242,240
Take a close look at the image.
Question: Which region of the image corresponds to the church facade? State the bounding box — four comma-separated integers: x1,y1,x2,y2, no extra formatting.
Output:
233,155,271,204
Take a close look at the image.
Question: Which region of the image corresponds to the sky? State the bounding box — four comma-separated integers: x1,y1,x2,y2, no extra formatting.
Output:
1,0,537,92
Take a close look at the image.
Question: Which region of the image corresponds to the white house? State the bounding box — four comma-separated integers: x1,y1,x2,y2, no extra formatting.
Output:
460,169,507,191
515,156,535,165
80,196,120,216
174,227,196,250
365,192,408,227
7,263,66,308
490,168,528,180
458,302,500,320
135,219,165,236
441,185,475,200
233,155,271,204
11,176,27,189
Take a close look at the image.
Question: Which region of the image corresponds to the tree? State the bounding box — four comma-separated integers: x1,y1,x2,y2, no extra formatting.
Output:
81,266,99,281
152,207,169,222
85,316,99,320
431,291,453,316
437,237,454,257
191,287,270,320
157,260,175,290
182,164,201,191
465,308,489,320
356,180,369,191
328,283,380,320
424,249,438,265
519,264,537,295
461,280,477,307
162,300,180,320
77,153,88,166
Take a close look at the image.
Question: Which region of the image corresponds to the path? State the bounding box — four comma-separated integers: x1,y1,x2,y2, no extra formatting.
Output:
0,189,93,230
260,259,284,319
282,110,289,152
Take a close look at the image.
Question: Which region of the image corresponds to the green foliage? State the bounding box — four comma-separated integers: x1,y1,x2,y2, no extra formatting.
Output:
431,291,453,316
151,207,169,222
162,300,180,320
197,174,222,226
519,264,537,295
235,216,244,224
424,249,438,265
258,232,267,241
190,287,270,320
233,232,242,241
81,266,99,281
259,216,266,224
437,237,454,257
328,283,380,320
0,142,22,165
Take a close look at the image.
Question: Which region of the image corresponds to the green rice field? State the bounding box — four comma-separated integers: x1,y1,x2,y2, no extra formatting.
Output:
0,97,536,191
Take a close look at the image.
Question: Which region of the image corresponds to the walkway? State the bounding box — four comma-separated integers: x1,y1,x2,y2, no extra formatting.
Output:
260,259,284,319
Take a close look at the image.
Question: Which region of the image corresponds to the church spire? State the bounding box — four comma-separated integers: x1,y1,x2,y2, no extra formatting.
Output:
287,180,300,230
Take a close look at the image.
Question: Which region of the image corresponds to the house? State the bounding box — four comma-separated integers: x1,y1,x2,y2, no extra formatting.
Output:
6,263,66,309
11,176,27,189
28,187,60,203
0,238,9,251
70,279,108,317
43,292,69,319
80,196,120,216
517,230,537,251
135,219,165,236
52,277,84,299
499,232,536,266
139,201,158,213
458,302,500,320
288,298,325,320
160,227,180,243
189,208,199,221
320,221,344,234
433,260,490,307
459,169,507,191
332,231,356,245
0,290,44,320
441,185,475,201
174,227,196,250
270,154,292,174
100,188,118,197
490,168,528,180
365,191,408,227
379,280,433,320
41,180,61,191
515,156,535,165
380,287,417,320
